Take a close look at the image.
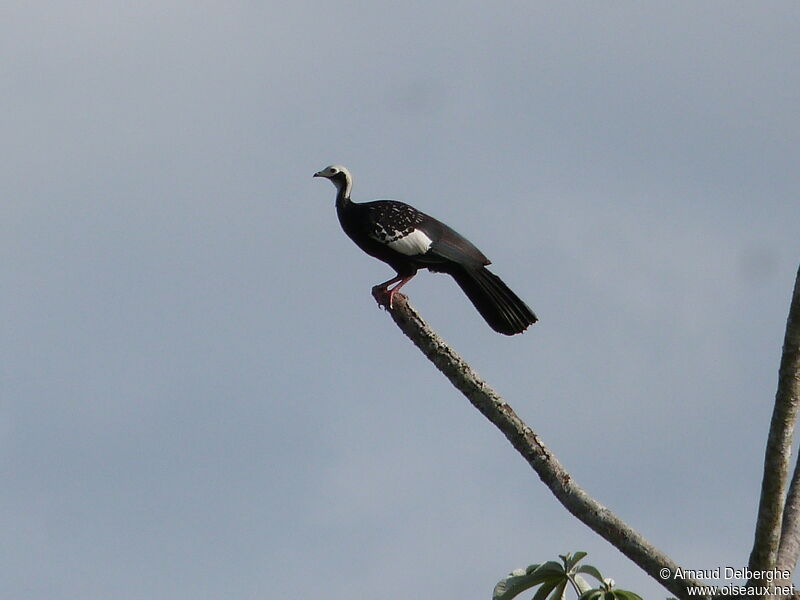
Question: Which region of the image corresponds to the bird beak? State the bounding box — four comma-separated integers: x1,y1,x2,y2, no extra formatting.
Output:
313,171,323,178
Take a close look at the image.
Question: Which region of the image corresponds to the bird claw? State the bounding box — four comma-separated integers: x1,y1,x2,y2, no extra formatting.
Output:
372,285,392,309
372,275,413,310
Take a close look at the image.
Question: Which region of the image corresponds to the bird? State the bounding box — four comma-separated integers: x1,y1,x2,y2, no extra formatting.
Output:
313,164,537,335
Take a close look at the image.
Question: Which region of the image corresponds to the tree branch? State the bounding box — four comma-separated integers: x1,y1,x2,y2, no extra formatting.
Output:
383,293,702,600
749,265,800,579
779,468,800,572
772,265,800,573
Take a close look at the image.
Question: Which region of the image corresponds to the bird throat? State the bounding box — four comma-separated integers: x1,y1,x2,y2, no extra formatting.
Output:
332,172,352,202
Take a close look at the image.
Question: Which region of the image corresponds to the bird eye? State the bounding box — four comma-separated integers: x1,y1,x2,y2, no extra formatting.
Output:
330,168,339,174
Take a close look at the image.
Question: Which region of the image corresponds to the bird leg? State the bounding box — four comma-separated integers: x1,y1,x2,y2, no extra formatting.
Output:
371,274,415,309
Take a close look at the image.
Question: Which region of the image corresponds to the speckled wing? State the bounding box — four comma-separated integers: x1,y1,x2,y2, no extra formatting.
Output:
360,199,491,266
362,201,432,256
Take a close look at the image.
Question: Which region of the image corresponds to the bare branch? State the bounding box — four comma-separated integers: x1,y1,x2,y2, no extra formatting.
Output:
383,293,702,600
781,469,800,573
749,265,800,577
773,265,800,573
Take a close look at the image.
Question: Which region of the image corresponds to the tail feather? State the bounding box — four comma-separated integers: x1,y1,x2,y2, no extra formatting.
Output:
450,265,537,335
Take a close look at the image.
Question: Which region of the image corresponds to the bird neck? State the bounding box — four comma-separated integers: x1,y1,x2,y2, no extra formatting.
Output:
331,171,353,205
335,188,352,211
334,180,353,210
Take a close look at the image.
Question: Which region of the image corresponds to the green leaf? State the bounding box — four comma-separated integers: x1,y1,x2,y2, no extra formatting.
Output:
550,580,568,600
576,565,605,584
495,552,644,600
493,565,543,600
578,587,644,600
577,589,644,600
532,579,559,600
564,551,588,570
525,564,542,575
535,561,567,577
572,574,593,594
533,565,568,588
609,590,644,600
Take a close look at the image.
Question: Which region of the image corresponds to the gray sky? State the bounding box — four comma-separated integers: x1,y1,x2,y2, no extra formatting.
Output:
2,2,800,598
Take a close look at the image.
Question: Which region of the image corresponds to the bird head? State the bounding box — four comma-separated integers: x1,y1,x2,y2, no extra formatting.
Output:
313,164,352,198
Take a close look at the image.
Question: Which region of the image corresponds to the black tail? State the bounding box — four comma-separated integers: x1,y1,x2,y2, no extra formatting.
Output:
450,265,538,335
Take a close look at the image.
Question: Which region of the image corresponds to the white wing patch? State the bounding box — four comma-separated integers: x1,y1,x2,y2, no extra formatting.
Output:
386,229,433,255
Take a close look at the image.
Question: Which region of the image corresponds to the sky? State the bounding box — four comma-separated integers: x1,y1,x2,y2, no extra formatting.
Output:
2,2,800,599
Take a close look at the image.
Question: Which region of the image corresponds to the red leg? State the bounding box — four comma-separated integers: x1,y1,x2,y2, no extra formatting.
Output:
371,274,416,309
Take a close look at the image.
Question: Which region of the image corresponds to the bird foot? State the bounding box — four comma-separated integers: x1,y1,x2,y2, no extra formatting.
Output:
371,285,393,309
372,275,413,309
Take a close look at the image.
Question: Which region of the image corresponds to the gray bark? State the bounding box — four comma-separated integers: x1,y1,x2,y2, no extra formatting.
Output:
750,264,800,585
775,267,800,575
383,293,702,600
